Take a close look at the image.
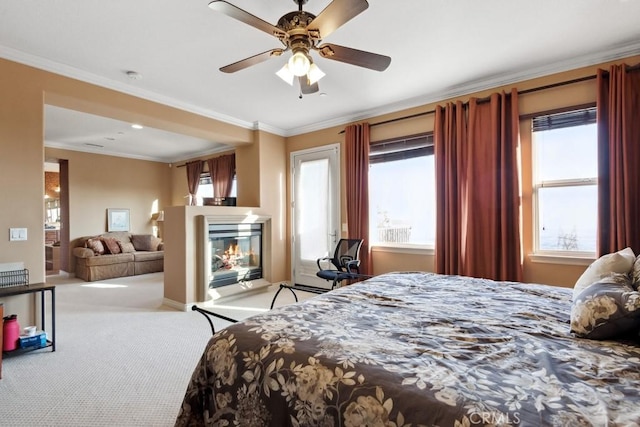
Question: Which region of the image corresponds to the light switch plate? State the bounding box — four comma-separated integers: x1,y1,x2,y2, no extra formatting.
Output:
9,228,27,241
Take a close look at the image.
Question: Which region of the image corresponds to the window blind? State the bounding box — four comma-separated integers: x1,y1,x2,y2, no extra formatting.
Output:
369,133,433,164
532,107,596,132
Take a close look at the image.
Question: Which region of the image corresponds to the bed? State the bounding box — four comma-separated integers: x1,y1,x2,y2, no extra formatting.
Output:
175,271,640,426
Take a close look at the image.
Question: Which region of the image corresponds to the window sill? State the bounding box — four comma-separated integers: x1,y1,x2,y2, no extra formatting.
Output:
371,244,434,256
528,253,594,266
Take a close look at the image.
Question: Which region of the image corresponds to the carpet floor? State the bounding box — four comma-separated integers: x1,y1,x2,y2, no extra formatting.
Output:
0,273,307,426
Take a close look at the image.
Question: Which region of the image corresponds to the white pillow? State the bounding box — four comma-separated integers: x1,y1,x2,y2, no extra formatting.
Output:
573,247,636,300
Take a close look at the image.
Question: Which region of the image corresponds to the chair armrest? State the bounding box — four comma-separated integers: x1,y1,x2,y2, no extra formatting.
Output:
73,247,94,258
316,256,333,270
345,259,360,273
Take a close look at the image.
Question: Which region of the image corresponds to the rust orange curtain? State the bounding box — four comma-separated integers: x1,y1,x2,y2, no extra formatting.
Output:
185,160,204,206
206,153,236,199
434,101,467,275
597,64,640,256
345,123,371,276
434,89,522,281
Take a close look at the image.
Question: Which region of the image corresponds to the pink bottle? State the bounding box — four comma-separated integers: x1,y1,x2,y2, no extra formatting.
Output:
3,314,20,351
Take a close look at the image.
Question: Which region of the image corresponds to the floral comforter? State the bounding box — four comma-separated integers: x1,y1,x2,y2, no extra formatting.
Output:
175,272,640,426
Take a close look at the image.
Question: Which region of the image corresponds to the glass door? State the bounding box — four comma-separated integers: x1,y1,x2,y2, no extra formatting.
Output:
291,144,340,289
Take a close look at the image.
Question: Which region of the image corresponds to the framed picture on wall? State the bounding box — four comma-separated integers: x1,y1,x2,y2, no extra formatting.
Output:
107,208,130,232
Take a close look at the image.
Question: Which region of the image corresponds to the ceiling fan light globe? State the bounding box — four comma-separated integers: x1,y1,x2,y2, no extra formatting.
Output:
307,63,325,85
276,64,295,85
288,51,310,77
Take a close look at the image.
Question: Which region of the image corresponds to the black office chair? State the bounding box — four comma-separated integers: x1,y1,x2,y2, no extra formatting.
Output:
316,238,364,289
269,238,365,310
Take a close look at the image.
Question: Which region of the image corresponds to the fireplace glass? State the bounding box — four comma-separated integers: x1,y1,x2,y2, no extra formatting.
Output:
208,223,262,288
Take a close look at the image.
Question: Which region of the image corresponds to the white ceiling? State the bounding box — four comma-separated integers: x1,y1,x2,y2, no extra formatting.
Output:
2,0,640,163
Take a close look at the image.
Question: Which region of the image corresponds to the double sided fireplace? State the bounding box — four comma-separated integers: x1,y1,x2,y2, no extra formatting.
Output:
208,223,263,288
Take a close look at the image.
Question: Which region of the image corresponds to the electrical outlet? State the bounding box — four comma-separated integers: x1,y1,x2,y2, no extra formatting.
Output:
9,228,27,241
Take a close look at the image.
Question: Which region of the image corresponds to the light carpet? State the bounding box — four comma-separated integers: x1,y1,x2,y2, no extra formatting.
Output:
0,273,307,426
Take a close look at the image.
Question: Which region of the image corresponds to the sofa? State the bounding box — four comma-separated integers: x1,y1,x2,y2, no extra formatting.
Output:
73,231,164,281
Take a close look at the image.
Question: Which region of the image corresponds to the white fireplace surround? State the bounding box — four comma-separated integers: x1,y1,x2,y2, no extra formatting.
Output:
197,213,272,301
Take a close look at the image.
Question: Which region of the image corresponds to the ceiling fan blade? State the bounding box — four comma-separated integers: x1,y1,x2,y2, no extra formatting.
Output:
317,43,391,71
299,76,319,95
208,1,285,38
220,49,284,73
308,0,369,39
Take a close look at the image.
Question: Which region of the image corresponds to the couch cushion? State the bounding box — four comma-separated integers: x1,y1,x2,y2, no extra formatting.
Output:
101,231,131,244
86,238,105,255
131,234,161,251
133,251,164,262
83,253,134,267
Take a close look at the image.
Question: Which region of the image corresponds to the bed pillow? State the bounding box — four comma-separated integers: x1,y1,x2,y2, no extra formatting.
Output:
571,273,640,340
573,247,635,299
632,255,640,290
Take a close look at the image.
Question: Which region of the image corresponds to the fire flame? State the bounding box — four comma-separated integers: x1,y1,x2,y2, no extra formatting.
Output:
226,244,243,258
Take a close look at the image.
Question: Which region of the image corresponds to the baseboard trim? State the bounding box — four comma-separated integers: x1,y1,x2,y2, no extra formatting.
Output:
162,298,194,312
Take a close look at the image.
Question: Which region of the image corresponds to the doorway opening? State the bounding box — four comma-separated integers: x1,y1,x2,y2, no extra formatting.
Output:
44,160,69,275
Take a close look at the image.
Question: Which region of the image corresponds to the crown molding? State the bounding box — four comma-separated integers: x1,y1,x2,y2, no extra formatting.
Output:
253,121,286,136
0,45,258,132
283,41,640,137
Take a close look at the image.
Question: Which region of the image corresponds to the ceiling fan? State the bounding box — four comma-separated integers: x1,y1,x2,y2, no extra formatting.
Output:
208,0,391,95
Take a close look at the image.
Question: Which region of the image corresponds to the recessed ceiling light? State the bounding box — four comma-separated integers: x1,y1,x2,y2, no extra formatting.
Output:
319,92,328,97
131,124,143,130
84,143,104,148
104,137,116,141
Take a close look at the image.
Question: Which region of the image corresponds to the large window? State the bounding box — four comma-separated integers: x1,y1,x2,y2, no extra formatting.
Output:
369,133,435,246
532,107,597,254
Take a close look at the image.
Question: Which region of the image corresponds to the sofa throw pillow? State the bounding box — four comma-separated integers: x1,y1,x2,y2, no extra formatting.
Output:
102,237,121,254
86,238,105,255
118,241,136,253
131,234,160,251
570,273,640,340
573,247,636,300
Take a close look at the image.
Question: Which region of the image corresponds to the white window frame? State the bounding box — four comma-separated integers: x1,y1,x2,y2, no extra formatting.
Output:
531,107,597,261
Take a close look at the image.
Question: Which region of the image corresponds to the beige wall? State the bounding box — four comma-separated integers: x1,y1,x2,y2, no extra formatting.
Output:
286,54,640,288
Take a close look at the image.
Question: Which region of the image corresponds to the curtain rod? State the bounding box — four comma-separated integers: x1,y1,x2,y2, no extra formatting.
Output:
176,161,198,168
338,63,640,135
175,152,235,168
